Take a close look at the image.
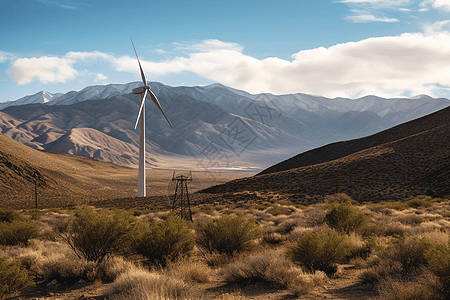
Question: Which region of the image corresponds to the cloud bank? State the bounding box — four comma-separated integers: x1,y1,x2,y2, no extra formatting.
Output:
6,30,450,98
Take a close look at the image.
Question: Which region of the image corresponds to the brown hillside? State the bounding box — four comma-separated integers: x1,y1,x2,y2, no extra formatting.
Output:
202,106,450,203
0,134,248,209
0,133,142,208
259,105,450,175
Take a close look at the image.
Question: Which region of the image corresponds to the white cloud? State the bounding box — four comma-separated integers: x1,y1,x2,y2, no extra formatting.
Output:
420,0,450,10
7,56,77,85
338,0,410,23
345,14,399,22
95,73,107,81
424,20,450,33
7,51,112,85
0,51,16,63
338,0,411,5
8,34,450,98
65,51,112,61
432,0,450,10
104,36,450,98
337,0,412,9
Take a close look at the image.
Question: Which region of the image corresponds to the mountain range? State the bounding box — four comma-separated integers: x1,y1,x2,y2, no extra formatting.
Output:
202,104,450,203
1,82,448,171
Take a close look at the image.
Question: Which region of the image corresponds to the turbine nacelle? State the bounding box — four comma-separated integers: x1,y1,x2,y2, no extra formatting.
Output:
132,86,148,94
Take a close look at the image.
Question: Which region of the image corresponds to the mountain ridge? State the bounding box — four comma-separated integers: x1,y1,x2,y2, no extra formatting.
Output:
1,82,449,170
202,104,450,203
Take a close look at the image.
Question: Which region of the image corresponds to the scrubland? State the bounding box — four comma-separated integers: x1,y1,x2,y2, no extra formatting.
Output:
1,193,450,299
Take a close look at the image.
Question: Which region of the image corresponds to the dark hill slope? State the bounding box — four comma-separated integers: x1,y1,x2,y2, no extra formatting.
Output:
259,105,450,176
203,106,450,203
0,134,141,208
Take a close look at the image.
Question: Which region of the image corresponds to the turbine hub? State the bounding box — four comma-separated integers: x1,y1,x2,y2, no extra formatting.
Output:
132,86,147,94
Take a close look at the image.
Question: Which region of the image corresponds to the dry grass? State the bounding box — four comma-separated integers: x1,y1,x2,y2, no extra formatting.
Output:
376,271,437,300
0,239,96,282
165,259,213,283
221,250,325,296
0,195,449,300
108,266,203,300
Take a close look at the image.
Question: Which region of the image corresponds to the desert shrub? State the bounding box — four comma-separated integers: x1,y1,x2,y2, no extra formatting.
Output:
322,193,354,204
55,207,133,264
349,236,378,259
290,230,351,276
23,209,46,220
254,203,271,211
377,201,407,211
376,276,434,300
0,256,35,299
357,222,383,237
95,256,138,283
382,221,409,237
0,209,20,223
131,216,194,267
325,203,369,234
196,215,263,256
192,205,214,215
266,205,285,216
222,250,325,295
165,260,212,283
406,198,433,209
379,238,429,276
302,207,326,227
397,214,424,225
362,237,429,284
5,239,129,283
262,232,285,245
0,220,39,246
359,259,403,284
425,241,450,299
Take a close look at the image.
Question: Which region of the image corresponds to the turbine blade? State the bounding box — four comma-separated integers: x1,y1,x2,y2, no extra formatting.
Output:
130,38,147,86
134,89,147,129
149,89,173,128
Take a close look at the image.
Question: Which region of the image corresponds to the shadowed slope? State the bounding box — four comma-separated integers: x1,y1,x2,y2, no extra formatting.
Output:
0,134,140,208
259,105,450,175
0,134,249,209
202,106,450,203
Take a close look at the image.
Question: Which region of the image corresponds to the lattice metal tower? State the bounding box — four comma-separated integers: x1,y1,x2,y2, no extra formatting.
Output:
171,171,193,221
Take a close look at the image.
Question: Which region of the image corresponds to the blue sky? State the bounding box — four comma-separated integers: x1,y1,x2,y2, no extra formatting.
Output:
1,0,450,102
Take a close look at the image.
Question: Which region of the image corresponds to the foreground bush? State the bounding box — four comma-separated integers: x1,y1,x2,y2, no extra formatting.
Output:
426,241,450,299
196,215,263,256
131,216,194,267
0,209,21,223
360,237,429,285
406,198,433,209
0,256,35,299
290,230,351,276
108,266,201,300
55,208,132,264
0,220,39,246
380,238,428,276
376,275,434,300
222,250,325,295
325,202,368,234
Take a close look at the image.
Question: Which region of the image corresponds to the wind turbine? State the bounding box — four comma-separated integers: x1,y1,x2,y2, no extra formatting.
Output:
131,39,172,197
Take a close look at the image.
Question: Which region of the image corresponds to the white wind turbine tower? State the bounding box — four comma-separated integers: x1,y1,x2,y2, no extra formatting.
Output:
131,39,172,197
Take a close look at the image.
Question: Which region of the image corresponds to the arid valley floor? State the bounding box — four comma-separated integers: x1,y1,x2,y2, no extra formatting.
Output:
1,105,450,299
